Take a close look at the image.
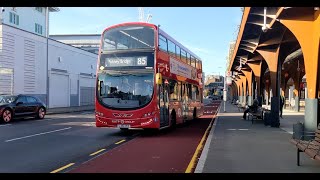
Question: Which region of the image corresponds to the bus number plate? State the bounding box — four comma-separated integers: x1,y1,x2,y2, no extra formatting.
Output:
117,124,130,128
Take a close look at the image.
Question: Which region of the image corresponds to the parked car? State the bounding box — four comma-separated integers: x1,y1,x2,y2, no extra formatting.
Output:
0,94,46,123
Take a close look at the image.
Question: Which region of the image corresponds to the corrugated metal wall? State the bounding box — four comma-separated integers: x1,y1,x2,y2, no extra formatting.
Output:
80,87,94,106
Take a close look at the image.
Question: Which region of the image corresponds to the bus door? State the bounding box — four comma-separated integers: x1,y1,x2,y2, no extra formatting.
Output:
182,83,189,121
159,80,169,127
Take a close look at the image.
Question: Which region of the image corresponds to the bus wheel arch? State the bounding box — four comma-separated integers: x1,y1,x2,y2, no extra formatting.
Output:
193,108,197,120
171,109,176,128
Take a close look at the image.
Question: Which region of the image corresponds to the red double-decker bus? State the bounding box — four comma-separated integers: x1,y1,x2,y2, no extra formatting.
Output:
95,22,204,130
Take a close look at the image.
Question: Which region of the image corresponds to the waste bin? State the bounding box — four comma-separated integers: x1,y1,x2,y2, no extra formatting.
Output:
270,113,280,128
292,122,304,140
263,110,271,126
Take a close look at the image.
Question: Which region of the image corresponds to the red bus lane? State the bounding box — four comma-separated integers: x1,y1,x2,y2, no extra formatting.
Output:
69,101,220,173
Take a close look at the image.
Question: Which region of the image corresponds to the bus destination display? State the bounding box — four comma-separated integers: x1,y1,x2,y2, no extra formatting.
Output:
105,56,147,67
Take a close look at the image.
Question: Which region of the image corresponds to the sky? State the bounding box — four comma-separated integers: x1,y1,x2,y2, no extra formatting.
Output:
50,7,242,77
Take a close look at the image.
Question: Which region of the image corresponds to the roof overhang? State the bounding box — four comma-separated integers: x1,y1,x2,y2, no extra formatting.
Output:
228,7,282,74
49,7,60,12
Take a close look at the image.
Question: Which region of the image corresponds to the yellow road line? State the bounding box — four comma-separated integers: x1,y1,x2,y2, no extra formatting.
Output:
90,148,106,156
115,139,126,144
185,105,219,173
50,163,75,173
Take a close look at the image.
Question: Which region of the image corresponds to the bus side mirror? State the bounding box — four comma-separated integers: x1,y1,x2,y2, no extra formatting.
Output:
156,73,162,85
99,81,105,96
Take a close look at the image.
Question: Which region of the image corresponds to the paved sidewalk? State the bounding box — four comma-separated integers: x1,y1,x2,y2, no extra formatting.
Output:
46,105,94,115
196,101,320,173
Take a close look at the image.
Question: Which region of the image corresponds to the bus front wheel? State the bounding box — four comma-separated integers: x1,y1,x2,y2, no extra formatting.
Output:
193,108,197,120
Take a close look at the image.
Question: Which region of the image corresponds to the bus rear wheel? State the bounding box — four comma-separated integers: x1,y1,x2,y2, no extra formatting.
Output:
171,111,176,128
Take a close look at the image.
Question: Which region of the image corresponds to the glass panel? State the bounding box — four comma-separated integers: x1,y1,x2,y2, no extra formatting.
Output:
0,95,17,104
192,85,197,100
187,53,191,65
13,14,16,24
169,80,181,101
168,40,176,57
175,46,180,60
9,12,13,23
187,84,192,99
97,72,154,109
27,97,37,103
36,7,43,13
159,35,167,52
191,57,196,68
103,25,155,51
17,96,27,103
181,49,187,64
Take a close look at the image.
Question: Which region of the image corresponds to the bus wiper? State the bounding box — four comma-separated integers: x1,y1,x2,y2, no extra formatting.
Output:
113,71,139,76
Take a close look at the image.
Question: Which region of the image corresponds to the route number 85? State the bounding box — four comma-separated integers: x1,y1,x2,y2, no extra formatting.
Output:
137,57,147,65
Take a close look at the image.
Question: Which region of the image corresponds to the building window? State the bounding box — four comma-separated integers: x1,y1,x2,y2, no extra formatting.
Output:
35,23,43,35
9,12,19,26
35,7,43,13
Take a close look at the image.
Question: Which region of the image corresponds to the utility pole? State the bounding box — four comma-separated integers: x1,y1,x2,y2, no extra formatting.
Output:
146,13,152,23
138,7,144,22
223,71,227,112
138,7,152,23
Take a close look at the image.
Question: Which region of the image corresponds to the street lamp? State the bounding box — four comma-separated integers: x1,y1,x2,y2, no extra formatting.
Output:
218,67,222,82
46,7,49,108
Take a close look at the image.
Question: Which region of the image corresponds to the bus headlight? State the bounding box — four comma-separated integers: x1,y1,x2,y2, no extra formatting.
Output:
143,111,156,117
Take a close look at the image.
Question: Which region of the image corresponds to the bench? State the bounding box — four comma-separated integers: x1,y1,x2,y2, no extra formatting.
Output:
290,123,320,166
247,107,263,124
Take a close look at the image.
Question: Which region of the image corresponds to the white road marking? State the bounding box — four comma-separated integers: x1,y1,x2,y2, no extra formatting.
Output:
5,127,72,142
226,128,249,131
0,124,12,127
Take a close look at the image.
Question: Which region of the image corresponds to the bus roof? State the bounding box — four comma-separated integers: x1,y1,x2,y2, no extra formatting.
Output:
101,22,202,62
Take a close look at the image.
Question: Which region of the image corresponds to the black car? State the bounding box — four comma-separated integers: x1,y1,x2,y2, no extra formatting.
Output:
0,94,47,123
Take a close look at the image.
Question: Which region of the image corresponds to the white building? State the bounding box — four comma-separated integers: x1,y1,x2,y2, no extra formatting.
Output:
0,7,98,108
50,34,101,54
0,7,59,36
